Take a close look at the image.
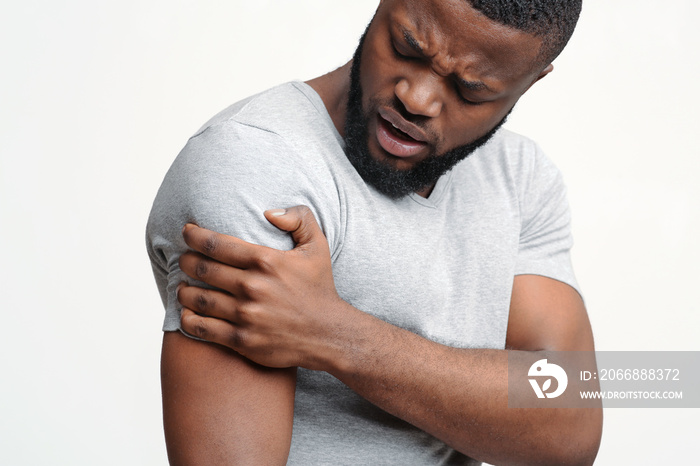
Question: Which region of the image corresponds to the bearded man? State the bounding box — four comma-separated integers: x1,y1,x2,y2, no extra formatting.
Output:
147,1,602,464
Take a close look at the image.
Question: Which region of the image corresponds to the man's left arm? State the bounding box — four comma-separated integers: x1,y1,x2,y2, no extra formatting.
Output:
176,206,602,466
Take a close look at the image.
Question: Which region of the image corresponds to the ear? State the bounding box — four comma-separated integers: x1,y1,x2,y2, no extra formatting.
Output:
524,63,554,93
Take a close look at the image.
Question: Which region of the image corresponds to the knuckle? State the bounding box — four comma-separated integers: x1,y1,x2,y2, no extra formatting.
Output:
202,232,219,256
228,328,246,349
255,251,277,272
183,313,209,340
240,277,265,297
299,206,315,222
192,321,209,340
235,302,254,324
194,260,207,278
195,290,214,313
236,303,250,324
194,259,212,279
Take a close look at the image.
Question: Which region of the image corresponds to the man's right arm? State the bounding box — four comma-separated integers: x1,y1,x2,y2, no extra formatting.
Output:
161,331,296,465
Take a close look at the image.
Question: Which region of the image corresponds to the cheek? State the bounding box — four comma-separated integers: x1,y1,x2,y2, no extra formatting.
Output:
441,102,513,147
360,36,399,104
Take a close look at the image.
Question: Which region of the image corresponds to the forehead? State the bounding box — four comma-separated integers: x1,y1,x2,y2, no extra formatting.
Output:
383,0,543,92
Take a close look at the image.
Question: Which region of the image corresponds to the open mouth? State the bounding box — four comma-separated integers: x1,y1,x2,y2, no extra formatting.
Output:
375,113,428,158
387,120,416,141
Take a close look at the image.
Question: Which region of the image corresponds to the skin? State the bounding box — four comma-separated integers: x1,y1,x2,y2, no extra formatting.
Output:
161,332,296,465
162,0,602,464
350,0,548,171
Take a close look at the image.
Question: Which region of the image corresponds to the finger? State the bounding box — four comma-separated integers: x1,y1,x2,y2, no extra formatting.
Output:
264,205,327,251
182,223,264,268
179,251,248,295
181,307,243,350
177,283,239,322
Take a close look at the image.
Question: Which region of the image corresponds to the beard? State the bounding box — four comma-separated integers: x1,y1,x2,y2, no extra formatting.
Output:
343,23,511,199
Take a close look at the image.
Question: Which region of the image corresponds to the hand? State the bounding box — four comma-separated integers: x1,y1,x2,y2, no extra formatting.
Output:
177,205,347,369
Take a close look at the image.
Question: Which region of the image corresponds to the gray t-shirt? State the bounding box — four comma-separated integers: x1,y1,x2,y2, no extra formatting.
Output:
146,81,579,465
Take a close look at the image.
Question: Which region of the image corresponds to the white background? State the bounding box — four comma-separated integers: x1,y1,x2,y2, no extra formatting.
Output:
1,1,697,464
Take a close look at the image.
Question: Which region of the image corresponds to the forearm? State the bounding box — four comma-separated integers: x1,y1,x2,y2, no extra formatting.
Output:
321,303,602,466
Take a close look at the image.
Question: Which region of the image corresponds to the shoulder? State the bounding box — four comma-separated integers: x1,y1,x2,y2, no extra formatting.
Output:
476,128,555,172
148,82,345,253
175,82,338,175
193,82,329,140
466,128,565,196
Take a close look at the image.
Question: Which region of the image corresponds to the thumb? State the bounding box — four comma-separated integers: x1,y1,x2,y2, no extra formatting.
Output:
264,205,326,250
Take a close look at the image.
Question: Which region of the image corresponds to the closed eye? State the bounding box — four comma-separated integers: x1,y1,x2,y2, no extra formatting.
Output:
454,82,486,106
391,40,417,61
456,92,483,106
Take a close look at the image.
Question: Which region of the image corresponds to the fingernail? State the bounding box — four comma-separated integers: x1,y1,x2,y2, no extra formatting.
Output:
176,282,184,296
267,209,287,216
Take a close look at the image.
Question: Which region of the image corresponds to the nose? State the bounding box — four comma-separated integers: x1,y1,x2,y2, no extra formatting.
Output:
394,74,443,118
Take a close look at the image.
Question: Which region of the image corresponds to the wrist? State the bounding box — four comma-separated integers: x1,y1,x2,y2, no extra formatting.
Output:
302,297,365,374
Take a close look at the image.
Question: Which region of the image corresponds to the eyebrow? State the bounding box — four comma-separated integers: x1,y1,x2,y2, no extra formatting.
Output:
401,28,495,94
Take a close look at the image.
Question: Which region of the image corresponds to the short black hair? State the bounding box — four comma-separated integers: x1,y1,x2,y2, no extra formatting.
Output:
467,0,582,68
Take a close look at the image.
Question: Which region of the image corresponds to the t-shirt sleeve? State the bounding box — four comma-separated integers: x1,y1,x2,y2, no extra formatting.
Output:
145,120,340,332
514,143,581,297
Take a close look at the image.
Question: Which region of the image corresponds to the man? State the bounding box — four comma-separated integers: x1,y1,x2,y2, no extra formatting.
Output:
147,0,602,464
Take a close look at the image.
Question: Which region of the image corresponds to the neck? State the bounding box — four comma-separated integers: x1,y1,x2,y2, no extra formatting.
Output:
416,184,435,198
305,61,352,138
